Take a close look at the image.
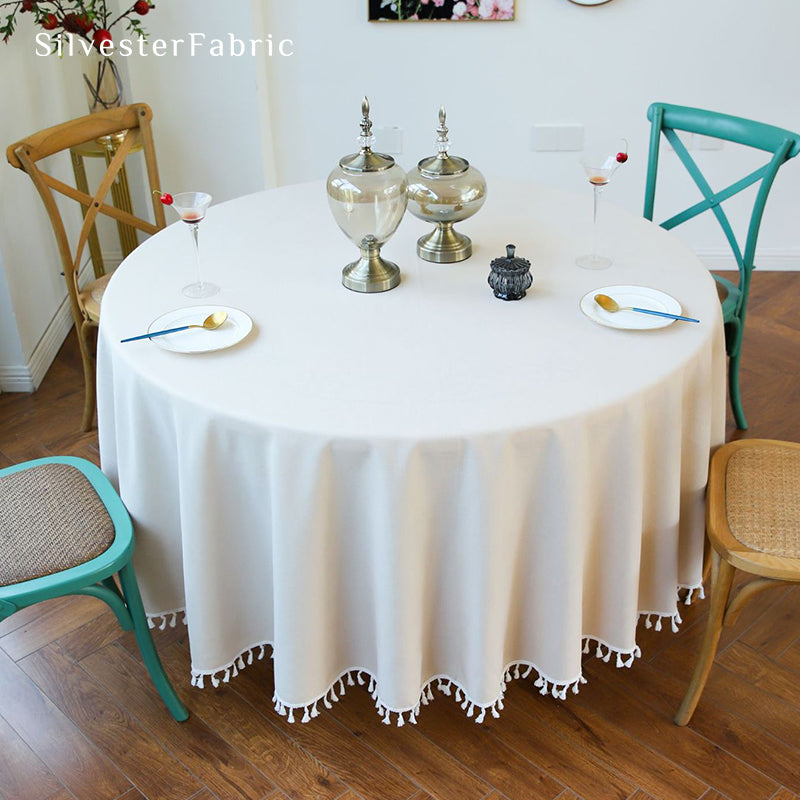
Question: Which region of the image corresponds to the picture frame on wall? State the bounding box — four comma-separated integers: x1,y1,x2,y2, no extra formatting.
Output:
368,0,515,21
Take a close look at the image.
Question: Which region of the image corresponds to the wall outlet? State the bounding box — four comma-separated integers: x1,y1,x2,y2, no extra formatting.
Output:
374,126,404,155
531,124,584,152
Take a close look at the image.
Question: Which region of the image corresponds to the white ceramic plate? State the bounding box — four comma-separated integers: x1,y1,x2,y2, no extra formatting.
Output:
147,305,253,353
580,285,683,330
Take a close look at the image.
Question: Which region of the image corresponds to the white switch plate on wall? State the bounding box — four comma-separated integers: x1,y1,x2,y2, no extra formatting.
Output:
531,124,585,152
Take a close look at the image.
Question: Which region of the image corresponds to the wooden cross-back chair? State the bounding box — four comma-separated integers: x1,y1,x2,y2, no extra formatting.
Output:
6,103,166,431
643,102,800,430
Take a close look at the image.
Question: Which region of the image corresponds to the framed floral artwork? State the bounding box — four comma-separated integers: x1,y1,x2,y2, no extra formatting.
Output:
368,0,515,21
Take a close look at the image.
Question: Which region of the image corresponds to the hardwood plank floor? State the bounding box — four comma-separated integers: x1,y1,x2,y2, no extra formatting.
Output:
1,270,798,800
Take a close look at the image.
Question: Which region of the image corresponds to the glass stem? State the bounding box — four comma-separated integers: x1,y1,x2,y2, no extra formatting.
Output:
592,185,600,261
190,222,203,290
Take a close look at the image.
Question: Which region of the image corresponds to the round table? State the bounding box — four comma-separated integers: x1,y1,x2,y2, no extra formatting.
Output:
97,179,726,724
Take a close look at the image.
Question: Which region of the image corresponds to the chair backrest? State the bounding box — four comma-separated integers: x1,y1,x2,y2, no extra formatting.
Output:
6,103,166,329
643,102,800,304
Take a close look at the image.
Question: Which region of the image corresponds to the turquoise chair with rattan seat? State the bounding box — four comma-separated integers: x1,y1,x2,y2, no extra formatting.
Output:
643,103,800,429
0,456,188,722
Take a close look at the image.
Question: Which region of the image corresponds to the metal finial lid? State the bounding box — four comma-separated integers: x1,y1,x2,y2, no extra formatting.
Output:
339,96,397,173
418,106,469,178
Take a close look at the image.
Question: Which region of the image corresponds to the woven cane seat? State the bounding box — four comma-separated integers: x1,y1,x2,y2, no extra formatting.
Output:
0,463,114,587
726,443,800,559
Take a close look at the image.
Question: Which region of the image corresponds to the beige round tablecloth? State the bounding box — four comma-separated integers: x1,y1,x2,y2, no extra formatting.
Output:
98,179,726,724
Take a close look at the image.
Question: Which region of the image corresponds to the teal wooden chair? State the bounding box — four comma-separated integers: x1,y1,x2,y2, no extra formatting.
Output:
643,103,800,429
0,456,188,722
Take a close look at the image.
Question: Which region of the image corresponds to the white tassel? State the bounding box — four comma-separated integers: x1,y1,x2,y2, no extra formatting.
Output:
338,678,345,694
237,656,245,670
497,697,504,710
461,697,469,710
231,664,239,678
409,710,418,724
301,707,310,723
582,639,590,654
147,618,155,629
159,616,167,630
311,702,319,718
287,708,295,723
247,650,254,665
534,676,544,688
169,613,177,628
259,645,265,659
369,677,376,693
684,588,694,605
324,696,333,709
699,585,706,600
491,704,500,718
539,680,548,696
572,680,580,694
440,681,452,696
426,685,434,701
467,703,474,718
671,615,680,633
347,673,355,686
616,652,624,668
357,671,365,685
223,668,232,683
397,712,405,727
383,709,391,725
522,665,533,678
645,614,653,629
211,674,220,688
475,707,486,723
514,665,521,679
655,617,663,631
635,645,642,658
596,644,604,658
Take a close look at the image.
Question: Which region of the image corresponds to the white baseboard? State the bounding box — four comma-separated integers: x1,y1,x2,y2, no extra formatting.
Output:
696,248,800,271
0,255,121,394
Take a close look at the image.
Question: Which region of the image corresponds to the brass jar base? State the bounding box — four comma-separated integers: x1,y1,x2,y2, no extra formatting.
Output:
417,222,472,263
342,237,401,293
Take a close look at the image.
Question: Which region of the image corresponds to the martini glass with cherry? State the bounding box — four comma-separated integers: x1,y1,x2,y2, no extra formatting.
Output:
156,190,218,298
576,141,628,270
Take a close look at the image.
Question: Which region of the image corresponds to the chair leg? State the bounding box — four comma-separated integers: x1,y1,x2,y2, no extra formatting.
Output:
675,554,735,726
117,562,189,722
728,350,747,430
78,322,96,432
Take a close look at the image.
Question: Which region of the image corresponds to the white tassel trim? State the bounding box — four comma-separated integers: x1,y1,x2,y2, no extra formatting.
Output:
146,608,186,631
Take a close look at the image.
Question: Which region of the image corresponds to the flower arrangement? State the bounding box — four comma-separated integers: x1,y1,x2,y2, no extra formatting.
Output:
0,0,154,49
371,0,514,21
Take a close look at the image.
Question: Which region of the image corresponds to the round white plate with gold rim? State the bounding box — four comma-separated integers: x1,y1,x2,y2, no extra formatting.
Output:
580,285,682,330
147,305,253,353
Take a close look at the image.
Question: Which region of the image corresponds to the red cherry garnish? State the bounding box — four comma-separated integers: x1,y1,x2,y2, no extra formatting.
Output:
133,0,150,15
616,152,628,163
41,12,57,29
160,193,173,205
92,28,113,49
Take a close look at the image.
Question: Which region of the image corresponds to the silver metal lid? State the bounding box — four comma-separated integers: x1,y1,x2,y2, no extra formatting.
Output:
339,97,397,173
418,107,469,178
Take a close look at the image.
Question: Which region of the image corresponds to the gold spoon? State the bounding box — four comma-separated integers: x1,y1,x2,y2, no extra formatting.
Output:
121,310,229,342
594,294,699,323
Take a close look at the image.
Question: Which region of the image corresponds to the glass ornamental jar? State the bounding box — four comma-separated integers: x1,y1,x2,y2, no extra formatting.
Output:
406,107,486,263
326,97,407,292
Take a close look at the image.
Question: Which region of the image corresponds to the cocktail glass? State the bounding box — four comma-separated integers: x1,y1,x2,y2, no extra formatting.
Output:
170,192,217,298
576,151,621,270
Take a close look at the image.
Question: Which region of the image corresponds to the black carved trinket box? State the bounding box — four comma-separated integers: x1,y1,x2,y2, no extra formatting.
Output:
488,244,532,301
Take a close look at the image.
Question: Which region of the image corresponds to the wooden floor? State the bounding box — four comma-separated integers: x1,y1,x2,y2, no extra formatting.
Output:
1,271,799,800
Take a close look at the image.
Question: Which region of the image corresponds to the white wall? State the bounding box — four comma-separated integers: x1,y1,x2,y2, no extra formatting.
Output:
262,0,800,267
0,31,87,391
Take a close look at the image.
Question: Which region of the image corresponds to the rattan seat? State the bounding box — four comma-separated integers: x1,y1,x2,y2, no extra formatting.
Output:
0,463,114,586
